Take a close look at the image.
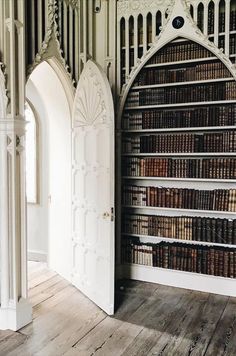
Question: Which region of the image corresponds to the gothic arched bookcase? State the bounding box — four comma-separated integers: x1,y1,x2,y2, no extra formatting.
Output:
116,1,236,297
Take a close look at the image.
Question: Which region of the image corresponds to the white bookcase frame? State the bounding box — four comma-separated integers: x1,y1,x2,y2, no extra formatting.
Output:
116,0,236,297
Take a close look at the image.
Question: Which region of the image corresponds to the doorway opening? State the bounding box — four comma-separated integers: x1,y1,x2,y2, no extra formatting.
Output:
25,60,72,283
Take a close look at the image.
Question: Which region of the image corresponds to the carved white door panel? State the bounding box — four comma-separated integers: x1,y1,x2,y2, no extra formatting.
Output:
72,60,115,315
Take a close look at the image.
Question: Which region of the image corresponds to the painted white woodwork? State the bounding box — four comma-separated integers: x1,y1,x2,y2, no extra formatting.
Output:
121,264,236,297
134,16,138,66
117,0,236,90
74,7,79,82
117,0,236,297
83,1,87,64
152,12,156,43
143,14,147,54
225,0,230,56
125,18,129,80
0,1,32,331
72,60,115,315
203,2,208,36
0,68,32,331
214,0,219,47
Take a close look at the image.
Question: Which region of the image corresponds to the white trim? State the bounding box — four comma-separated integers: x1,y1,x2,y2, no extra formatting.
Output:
122,264,236,298
27,250,47,263
118,0,236,126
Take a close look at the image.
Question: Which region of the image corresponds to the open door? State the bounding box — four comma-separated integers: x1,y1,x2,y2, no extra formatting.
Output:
71,60,115,315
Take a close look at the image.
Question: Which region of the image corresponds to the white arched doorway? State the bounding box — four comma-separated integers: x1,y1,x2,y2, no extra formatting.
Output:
26,60,73,280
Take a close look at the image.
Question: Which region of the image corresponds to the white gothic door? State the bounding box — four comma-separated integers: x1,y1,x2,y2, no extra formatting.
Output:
71,60,115,315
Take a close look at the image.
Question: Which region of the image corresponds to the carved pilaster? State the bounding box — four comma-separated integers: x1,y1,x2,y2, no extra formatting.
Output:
0,1,32,331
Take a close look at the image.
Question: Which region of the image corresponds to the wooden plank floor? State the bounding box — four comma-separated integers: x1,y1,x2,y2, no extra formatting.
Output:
1,262,236,356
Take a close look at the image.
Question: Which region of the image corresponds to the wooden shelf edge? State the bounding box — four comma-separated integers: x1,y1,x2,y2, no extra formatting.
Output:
122,206,236,216
144,57,217,68
121,264,236,297
122,233,236,248
122,177,236,183
122,153,236,157
132,77,234,91
125,101,236,110
122,126,236,133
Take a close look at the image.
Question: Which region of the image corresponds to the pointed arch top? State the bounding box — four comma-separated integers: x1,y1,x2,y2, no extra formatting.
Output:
73,60,114,128
118,0,236,122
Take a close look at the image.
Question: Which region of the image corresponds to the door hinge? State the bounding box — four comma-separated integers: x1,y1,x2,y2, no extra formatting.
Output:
111,207,114,222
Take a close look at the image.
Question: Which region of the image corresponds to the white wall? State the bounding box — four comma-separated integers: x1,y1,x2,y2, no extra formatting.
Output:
26,61,72,281
26,79,49,262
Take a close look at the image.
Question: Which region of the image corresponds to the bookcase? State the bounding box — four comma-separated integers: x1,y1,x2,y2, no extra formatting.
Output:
120,37,236,296
117,0,236,93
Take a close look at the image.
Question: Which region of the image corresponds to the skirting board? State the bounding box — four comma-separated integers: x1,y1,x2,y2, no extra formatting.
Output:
0,298,32,331
28,250,47,263
119,264,236,297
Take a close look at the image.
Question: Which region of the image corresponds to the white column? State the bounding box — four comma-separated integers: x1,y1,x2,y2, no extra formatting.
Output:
117,18,121,92
225,0,230,56
203,2,208,36
152,12,156,43
74,7,79,82
133,16,138,66
0,0,32,331
143,13,147,54
0,119,32,331
214,0,219,47
125,17,129,81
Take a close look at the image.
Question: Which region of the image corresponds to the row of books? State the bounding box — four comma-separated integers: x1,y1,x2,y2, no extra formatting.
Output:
122,157,236,179
123,131,236,153
122,105,236,129
134,62,231,86
122,213,236,244
122,185,236,211
126,82,236,107
148,41,212,64
122,238,236,278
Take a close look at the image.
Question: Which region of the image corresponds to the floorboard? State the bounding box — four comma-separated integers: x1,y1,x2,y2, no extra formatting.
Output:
1,262,236,356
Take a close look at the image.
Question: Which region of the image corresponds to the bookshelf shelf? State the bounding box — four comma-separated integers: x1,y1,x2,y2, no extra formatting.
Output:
122,176,236,183
122,126,236,133
122,233,236,248
144,57,217,69
122,152,236,157
121,264,236,297
122,205,236,216
132,77,234,90
125,100,236,111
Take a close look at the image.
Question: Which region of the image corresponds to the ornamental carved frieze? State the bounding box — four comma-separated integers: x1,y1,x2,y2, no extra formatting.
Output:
61,0,79,9
117,0,173,17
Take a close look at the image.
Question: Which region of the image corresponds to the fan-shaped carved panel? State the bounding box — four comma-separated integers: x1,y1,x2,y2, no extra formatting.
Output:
73,60,113,128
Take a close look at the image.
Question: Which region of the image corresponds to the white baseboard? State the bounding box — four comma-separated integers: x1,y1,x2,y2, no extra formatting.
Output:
0,298,32,331
28,250,47,262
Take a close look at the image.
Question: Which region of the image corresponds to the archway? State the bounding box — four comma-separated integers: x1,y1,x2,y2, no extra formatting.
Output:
26,60,73,281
